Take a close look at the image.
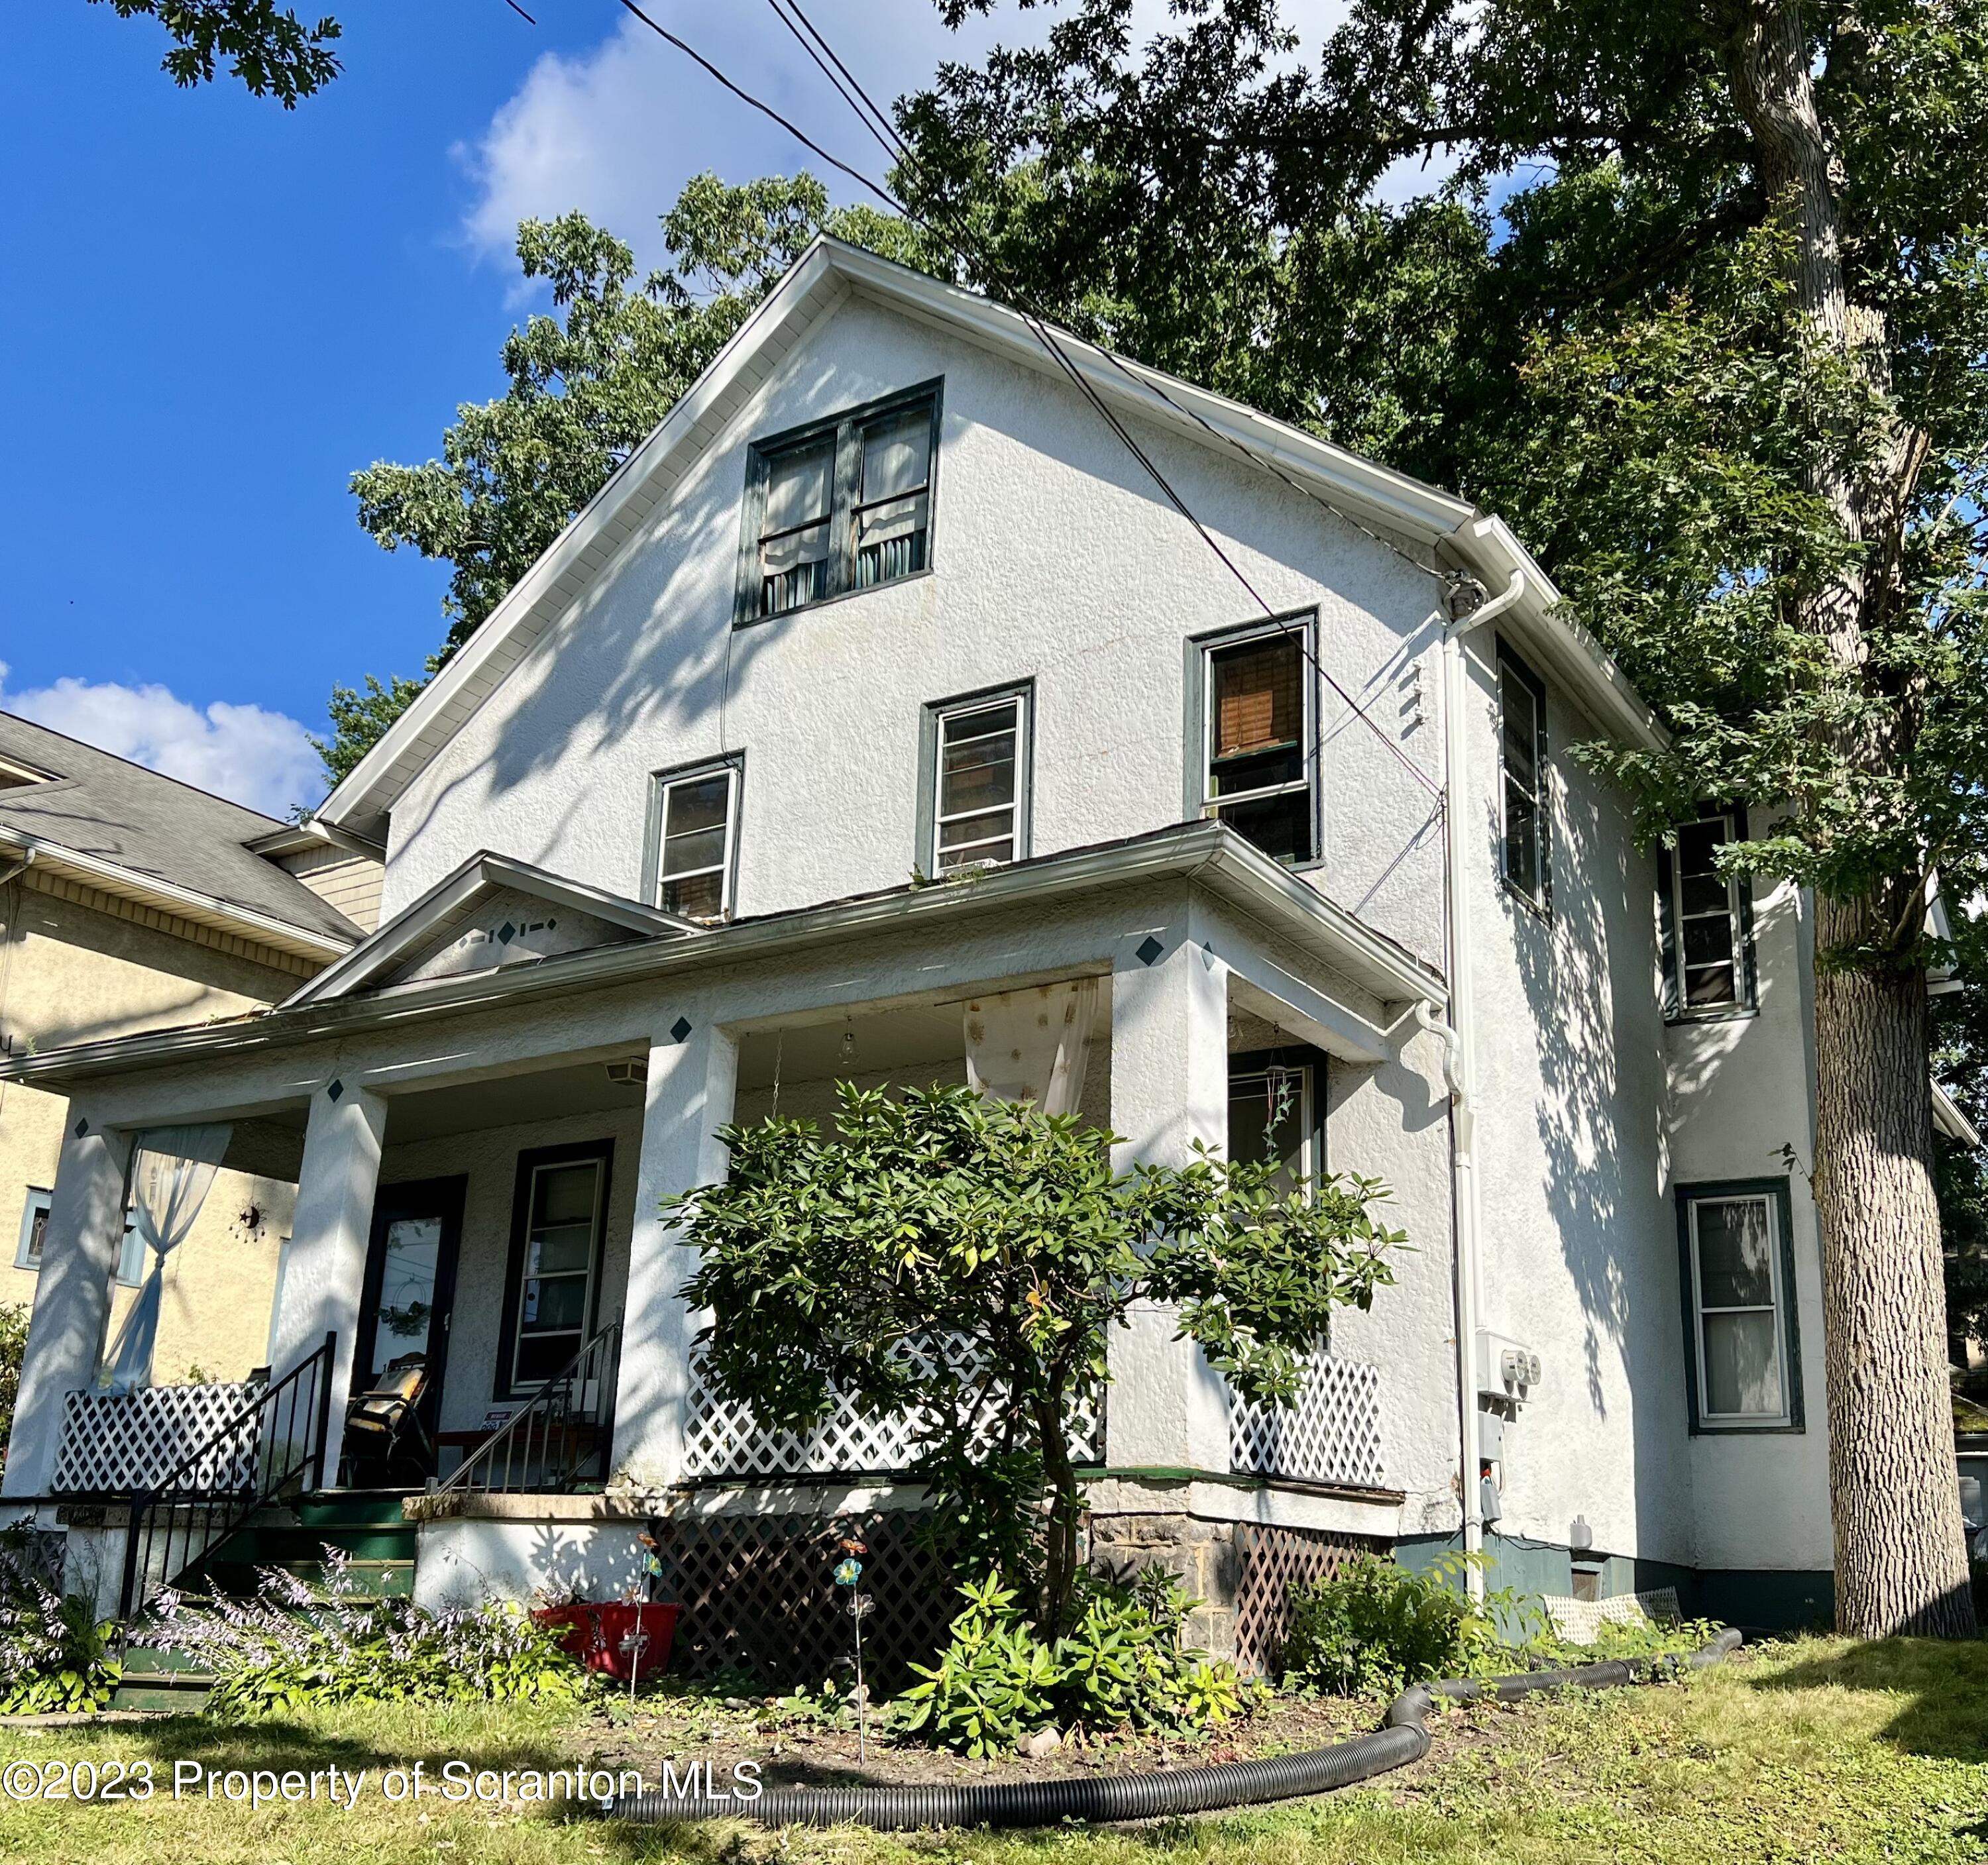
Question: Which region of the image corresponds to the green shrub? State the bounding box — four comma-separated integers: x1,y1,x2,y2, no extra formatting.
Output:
0,1528,121,1713
898,1570,1243,1757
1280,1552,1532,1695
145,1552,589,1717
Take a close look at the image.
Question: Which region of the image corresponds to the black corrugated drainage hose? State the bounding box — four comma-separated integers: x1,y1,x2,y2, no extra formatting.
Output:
607,1626,1744,1830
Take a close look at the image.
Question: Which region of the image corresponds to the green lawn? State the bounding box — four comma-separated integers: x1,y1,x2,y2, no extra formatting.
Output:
1,1638,1983,1864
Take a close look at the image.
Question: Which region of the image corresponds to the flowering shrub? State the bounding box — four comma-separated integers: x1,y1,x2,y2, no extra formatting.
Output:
0,1530,121,1713
898,1571,1244,1757
142,1551,590,1717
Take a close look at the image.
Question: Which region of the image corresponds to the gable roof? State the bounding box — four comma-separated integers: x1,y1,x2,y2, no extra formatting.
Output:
0,711,360,963
315,238,1663,844
285,849,700,1007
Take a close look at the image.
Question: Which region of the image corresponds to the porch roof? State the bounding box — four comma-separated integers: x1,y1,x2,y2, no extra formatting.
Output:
0,820,1445,1089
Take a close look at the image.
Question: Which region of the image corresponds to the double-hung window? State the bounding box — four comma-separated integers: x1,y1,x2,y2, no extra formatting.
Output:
1498,644,1549,909
1196,619,1317,867
742,384,941,623
645,757,742,924
1680,1181,1800,1430
1661,810,1753,1018
924,688,1030,874
501,1141,612,1395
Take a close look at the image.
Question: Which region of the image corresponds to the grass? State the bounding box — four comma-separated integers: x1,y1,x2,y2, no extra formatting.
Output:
0,1637,1983,1864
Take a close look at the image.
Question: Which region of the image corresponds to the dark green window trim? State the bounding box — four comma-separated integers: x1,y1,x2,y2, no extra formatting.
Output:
639,751,745,922
733,378,944,629
1658,802,1758,1024
1676,1175,1804,1436
915,680,1034,880
1184,610,1323,873
494,1137,615,1403
1496,637,1551,916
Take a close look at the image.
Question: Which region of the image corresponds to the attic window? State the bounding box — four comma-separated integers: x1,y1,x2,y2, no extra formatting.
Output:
644,755,742,924
740,382,942,625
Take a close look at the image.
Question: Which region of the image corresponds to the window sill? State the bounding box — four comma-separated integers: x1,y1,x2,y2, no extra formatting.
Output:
734,564,935,631
1501,877,1551,923
1666,1004,1760,1028
1689,1419,1804,1437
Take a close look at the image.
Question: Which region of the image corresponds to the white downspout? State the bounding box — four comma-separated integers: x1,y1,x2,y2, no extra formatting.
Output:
1431,567,1525,1599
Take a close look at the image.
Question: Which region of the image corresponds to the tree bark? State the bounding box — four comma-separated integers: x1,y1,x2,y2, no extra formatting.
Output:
1814,895,1977,1636
1725,0,1976,1636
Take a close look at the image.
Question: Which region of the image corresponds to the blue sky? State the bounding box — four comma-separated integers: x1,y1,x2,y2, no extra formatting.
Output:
0,1,1350,818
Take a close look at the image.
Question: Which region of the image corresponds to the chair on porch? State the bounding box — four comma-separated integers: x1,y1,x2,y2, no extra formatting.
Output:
341,1354,434,1489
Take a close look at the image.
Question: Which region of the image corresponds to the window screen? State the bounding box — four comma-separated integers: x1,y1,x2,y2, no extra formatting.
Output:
511,1157,604,1388
1203,631,1315,865
1688,1193,1788,1422
654,764,738,922
933,696,1024,871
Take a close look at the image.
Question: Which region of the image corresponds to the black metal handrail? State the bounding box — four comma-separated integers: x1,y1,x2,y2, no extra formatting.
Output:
117,1329,337,1624
431,1319,621,1498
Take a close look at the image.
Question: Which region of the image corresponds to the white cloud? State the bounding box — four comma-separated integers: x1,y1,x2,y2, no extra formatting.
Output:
458,3,1364,282
0,663,322,821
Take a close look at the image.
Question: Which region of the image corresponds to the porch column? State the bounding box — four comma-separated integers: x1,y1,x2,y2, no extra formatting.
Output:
1,1112,133,1499
612,1012,738,1491
1105,926,1232,1473
268,1079,386,1480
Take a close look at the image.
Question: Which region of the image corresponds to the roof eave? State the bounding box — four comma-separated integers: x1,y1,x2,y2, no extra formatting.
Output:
0,826,357,965
0,824,1443,1090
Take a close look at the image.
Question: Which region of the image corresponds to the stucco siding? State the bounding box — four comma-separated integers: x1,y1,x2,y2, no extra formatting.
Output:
1665,871,1832,1572
379,295,1447,970
1463,633,1694,1573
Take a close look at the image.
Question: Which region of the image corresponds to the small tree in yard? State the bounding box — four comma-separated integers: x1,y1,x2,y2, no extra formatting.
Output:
671,1083,1403,1638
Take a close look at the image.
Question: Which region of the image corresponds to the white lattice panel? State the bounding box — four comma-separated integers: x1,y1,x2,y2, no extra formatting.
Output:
1229,1349,1386,1489
681,1342,1101,1480
52,1383,264,1495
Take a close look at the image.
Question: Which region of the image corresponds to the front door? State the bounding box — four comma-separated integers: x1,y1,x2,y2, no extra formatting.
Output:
354,1177,466,1455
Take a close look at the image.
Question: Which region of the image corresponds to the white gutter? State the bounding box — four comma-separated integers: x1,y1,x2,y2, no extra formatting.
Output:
0,820,1445,1090
1435,567,1526,1597
0,826,353,965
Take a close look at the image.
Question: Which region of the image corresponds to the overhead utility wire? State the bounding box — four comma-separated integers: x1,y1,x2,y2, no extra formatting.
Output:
763,0,1445,804
616,0,1438,801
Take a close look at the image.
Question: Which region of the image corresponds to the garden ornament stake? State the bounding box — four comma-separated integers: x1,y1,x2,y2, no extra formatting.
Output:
832,1538,870,1760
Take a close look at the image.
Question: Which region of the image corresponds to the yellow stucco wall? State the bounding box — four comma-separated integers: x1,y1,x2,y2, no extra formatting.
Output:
0,873,319,1379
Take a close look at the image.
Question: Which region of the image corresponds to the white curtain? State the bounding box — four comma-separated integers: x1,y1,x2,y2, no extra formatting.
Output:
100,1123,233,1395
964,980,1097,1115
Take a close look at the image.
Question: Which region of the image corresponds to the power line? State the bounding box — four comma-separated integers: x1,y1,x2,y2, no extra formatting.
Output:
616,0,1441,800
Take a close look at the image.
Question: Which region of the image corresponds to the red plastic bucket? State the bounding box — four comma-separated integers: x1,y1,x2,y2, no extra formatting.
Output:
533,1601,680,1681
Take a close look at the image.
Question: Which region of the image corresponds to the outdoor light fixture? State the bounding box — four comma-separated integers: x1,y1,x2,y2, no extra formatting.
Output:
839,1016,857,1063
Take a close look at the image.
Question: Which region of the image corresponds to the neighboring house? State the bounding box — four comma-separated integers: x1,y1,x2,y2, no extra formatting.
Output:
0,714,375,1401
0,240,1921,1655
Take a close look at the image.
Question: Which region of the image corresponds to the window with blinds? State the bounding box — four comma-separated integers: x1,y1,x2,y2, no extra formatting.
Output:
1200,626,1315,865
742,384,940,623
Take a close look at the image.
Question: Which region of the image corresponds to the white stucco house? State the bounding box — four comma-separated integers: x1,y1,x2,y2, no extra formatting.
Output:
1,239,1862,1666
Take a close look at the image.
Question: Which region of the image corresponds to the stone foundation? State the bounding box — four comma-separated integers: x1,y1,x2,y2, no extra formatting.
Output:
1088,1511,1242,1660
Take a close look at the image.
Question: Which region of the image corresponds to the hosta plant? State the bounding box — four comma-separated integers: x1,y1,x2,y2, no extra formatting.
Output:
142,1550,589,1717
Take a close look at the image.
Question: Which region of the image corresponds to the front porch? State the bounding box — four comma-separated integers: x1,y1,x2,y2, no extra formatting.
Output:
3,827,1457,1662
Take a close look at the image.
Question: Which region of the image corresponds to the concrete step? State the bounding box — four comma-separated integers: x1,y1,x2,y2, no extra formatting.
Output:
113,1648,213,1714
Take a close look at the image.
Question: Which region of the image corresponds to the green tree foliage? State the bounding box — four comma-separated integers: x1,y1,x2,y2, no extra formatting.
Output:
900,0,1988,1636
91,1,341,103
0,1305,25,1479
671,1083,1402,1636
325,176,928,788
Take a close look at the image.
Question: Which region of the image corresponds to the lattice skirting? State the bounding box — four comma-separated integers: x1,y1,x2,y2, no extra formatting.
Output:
1229,1350,1386,1489
52,1384,264,1495
1231,1521,1380,1678
655,1509,956,1693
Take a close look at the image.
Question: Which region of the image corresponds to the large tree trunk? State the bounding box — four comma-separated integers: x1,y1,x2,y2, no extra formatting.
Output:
1814,894,1976,1636
1726,1,1977,1636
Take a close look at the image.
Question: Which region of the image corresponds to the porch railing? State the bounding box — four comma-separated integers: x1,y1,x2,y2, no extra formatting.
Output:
429,1319,622,1498
679,1339,1103,1481
1229,1348,1386,1490
117,1330,338,1623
